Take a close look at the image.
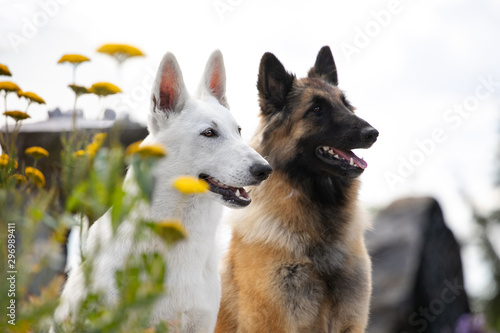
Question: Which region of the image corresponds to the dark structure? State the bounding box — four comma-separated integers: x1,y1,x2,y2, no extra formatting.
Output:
11,113,148,191
367,197,470,333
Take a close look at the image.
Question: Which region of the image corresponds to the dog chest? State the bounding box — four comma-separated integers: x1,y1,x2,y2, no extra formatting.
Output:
273,244,367,326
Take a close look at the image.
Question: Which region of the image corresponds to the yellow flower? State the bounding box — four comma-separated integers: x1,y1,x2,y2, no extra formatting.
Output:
86,142,99,157
85,134,107,157
126,141,167,158
57,54,91,65
25,146,49,159
89,82,122,96
73,150,86,157
87,143,98,157
146,219,186,244
17,91,45,104
97,44,145,63
25,166,45,187
157,220,185,230
92,133,107,146
0,154,18,168
68,84,90,97
0,81,20,93
0,64,12,76
8,174,27,185
136,144,167,158
173,176,209,194
3,111,30,121
125,140,142,156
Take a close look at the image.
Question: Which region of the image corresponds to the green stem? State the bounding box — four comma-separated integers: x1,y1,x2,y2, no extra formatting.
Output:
79,215,85,263
72,65,77,84
98,97,104,120
4,94,9,153
0,129,4,153
72,94,78,131
9,121,20,155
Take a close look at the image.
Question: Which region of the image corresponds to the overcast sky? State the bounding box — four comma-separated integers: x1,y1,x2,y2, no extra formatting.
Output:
1,0,499,298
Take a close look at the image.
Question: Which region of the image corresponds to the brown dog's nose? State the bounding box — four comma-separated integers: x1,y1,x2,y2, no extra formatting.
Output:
361,127,379,145
250,163,272,182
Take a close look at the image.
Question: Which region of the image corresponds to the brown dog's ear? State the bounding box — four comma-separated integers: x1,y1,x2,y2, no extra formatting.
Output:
308,46,338,86
196,50,228,108
149,52,188,134
257,52,295,117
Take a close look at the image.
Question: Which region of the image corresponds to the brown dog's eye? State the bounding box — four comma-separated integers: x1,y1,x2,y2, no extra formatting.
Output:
310,106,322,115
202,128,217,137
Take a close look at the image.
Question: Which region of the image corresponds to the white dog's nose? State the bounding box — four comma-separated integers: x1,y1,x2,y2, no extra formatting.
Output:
250,163,272,182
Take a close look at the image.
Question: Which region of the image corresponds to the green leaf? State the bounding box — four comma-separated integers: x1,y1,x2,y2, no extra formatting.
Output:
110,187,126,232
132,158,155,202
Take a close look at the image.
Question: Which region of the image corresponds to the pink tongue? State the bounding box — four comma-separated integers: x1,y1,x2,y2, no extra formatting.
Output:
332,148,367,169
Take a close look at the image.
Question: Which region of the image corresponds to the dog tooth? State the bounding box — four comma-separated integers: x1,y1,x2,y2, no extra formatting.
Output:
236,189,240,197
334,154,339,159
350,158,354,165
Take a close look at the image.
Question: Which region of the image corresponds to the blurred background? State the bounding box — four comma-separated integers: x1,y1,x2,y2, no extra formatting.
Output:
1,0,499,331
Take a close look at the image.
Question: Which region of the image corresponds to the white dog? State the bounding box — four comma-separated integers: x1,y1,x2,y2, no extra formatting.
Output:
53,50,272,332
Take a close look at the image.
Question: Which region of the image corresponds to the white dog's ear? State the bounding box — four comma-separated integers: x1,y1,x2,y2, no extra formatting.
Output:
196,50,229,108
149,52,188,133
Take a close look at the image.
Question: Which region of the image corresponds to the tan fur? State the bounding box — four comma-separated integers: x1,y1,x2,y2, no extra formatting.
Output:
216,172,372,333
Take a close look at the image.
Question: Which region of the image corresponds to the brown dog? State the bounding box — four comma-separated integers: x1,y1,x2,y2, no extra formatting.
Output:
215,46,378,333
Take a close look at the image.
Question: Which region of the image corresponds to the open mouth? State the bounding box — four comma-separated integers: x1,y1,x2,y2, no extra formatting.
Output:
199,174,251,207
316,146,367,171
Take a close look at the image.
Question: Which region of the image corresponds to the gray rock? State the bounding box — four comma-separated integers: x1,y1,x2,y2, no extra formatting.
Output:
367,197,470,333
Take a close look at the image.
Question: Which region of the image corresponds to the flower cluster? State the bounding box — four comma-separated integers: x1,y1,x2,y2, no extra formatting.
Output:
0,65,46,156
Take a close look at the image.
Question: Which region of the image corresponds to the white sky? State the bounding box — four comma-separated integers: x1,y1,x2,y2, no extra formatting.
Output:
1,0,500,298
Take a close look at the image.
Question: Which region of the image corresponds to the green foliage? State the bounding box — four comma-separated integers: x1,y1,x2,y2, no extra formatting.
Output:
65,146,127,225
469,129,500,331
473,210,500,331
56,253,168,333
0,128,185,332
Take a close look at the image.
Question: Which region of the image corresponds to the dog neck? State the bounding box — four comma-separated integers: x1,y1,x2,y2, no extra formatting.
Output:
232,171,366,255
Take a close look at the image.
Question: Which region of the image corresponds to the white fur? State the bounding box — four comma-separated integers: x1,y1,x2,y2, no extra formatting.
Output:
53,50,270,332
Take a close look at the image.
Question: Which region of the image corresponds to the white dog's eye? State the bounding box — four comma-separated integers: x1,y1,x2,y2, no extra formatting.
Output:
238,127,242,135
202,128,217,137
